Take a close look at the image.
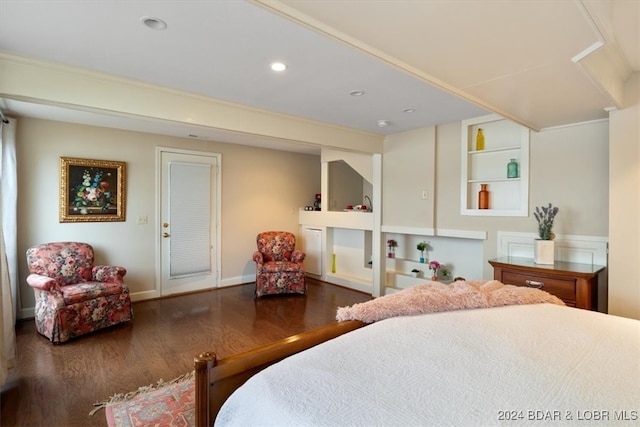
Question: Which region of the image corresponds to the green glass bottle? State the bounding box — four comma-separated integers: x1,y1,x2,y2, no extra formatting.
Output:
507,159,519,178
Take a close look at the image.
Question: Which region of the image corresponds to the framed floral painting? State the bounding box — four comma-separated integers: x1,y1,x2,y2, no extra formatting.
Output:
59,157,126,222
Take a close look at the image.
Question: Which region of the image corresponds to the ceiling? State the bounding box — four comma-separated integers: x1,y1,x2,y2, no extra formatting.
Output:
0,0,638,154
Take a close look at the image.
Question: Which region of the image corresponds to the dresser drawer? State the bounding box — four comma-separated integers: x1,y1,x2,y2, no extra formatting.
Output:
501,271,576,305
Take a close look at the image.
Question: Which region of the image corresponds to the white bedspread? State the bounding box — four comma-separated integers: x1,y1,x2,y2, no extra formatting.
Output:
216,304,640,426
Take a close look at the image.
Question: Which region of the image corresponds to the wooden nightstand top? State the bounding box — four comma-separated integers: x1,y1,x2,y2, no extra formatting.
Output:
489,257,605,277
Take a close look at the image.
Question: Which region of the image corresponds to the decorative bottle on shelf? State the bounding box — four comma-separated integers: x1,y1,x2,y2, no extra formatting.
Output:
507,158,519,178
475,128,485,151
478,184,489,209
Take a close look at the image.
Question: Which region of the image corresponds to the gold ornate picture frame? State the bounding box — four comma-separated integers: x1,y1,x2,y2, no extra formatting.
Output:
59,157,126,222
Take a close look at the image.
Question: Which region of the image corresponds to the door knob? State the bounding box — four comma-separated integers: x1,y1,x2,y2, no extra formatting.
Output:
163,232,170,238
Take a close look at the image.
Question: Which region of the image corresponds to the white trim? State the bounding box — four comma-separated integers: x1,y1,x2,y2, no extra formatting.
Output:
130,289,160,302
220,275,254,287
324,273,372,294
381,225,435,235
539,117,609,132
435,228,487,240
19,307,34,320
381,226,486,240
571,41,605,63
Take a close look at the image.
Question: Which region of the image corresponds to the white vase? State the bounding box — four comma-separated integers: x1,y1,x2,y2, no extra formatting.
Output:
534,239,555,265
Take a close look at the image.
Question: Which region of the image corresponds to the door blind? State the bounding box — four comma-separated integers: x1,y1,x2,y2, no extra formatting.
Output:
169,161,211,277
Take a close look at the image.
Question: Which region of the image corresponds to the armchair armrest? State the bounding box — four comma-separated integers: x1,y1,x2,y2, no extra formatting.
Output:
26,274,58,291
92,265,126,283
252,251,264,265
291,250,305,263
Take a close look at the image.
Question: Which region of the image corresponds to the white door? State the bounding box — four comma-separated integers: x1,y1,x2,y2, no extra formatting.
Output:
159,149,220,296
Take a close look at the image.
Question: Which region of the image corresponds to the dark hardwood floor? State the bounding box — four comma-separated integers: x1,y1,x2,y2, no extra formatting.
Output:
1,278,371,426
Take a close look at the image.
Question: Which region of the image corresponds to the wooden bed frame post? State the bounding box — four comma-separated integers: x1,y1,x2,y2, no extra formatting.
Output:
194,351,217,427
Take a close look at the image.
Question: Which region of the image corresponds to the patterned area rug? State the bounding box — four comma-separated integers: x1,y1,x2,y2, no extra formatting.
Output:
90,371,195,427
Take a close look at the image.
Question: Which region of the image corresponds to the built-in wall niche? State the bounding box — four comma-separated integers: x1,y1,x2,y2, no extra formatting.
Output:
384,234,485,292
326,227,373,294
460,114,529,216
328,160,373,212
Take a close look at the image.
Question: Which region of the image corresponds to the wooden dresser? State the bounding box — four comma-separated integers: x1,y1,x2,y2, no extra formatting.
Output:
488,257,605,311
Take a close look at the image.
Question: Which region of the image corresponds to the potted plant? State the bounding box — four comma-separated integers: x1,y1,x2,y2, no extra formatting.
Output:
410,268,420,278
533,203,559,265
387,239,397,258
428,260,440,281
440,265,451,281
416,241,428,263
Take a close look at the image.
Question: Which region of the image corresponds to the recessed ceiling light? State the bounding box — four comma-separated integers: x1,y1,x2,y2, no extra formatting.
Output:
402,108,416,113
349,90,365,97
270,62,287,72
141,16,167,30
377,120,390,127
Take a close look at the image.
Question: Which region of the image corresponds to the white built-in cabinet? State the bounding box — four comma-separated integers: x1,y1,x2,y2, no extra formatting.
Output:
461,114,529,216
302,227,322,276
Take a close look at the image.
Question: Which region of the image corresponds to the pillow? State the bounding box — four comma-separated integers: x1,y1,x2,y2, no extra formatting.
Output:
336,280,564,323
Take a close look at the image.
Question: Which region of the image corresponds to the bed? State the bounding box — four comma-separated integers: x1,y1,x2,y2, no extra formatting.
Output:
194,281,640,426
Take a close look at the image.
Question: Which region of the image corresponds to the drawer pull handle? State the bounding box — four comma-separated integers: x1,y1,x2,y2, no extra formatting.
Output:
525,280,544,289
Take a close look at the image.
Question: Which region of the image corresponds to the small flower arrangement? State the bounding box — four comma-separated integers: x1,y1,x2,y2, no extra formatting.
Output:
533,203,559,240
387,239,398,258
429,260,440,276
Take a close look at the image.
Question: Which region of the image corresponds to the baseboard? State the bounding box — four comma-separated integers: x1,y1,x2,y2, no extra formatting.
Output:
130,289,160,302
220,274,254,287
19,307,34,320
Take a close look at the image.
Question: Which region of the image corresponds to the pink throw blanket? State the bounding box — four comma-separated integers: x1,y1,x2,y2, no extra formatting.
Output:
336,280,564,323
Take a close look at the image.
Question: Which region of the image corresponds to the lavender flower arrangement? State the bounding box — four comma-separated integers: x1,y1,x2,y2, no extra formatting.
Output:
534,203,559,240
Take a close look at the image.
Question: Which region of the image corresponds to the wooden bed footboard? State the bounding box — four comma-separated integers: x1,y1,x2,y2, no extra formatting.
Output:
193,320,366,427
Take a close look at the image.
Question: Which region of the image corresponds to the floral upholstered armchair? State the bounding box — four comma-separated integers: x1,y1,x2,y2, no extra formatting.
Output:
25,242,133,343
253,231,306,297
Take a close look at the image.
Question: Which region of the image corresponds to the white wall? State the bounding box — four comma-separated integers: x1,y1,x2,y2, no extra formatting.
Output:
15,117,320,318
383,126,436,228
609,72,640,319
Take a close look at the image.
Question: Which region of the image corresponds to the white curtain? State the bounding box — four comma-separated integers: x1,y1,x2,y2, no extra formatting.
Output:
1,117,18,386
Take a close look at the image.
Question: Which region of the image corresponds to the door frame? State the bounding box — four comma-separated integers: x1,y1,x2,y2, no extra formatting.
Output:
155,146,222,296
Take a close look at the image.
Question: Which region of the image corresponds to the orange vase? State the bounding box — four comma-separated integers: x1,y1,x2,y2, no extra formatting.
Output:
478,184,489,209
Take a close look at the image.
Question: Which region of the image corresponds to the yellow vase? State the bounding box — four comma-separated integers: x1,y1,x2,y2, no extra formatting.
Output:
476,128,485,151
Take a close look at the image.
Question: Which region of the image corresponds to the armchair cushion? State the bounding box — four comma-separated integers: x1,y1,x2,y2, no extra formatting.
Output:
60,282,126,305
25,242,133,343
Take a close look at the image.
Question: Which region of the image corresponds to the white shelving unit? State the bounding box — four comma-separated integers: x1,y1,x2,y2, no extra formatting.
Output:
385,257,432,287
461,114,529,216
